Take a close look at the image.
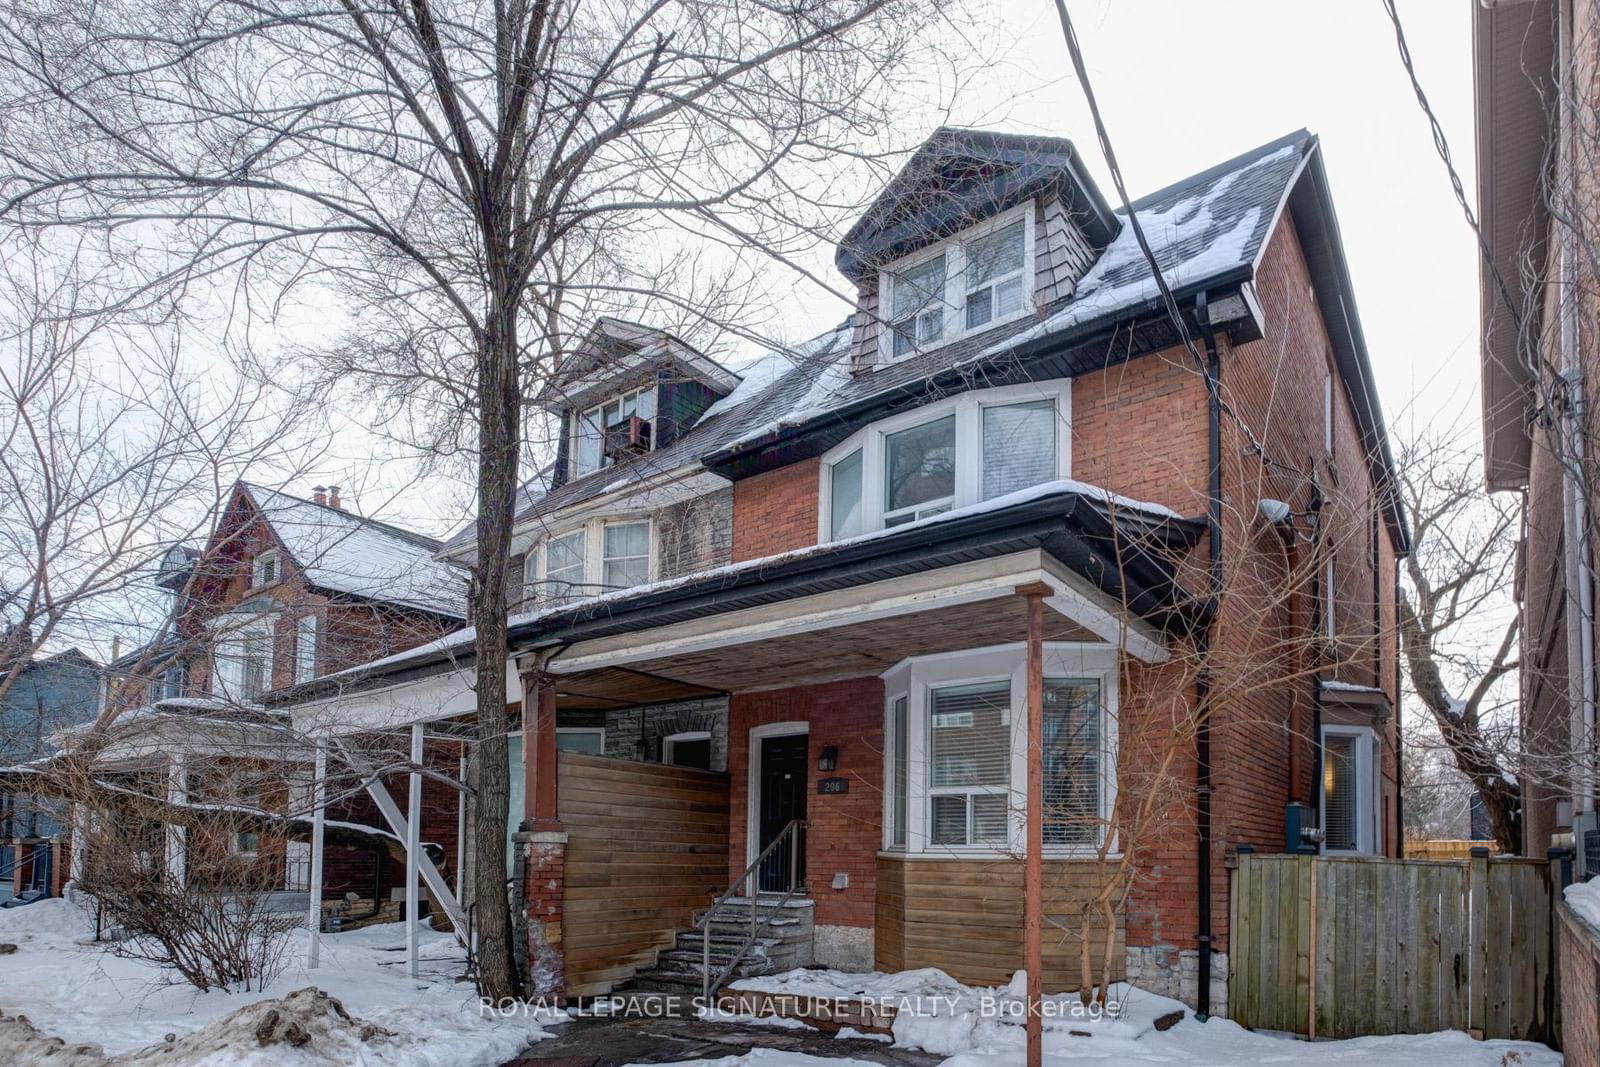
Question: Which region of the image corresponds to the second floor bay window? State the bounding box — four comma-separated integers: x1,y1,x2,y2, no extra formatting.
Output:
525,518,653,608
820,381,1069,542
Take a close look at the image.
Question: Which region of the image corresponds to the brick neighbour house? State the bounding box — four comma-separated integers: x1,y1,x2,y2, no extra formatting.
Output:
1476,0,1600,1050
84,481,468,904
275,126,1406,1015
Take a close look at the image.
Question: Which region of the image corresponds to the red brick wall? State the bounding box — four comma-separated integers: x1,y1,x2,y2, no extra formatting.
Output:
731,459,821,561
727,678,883,928
1071,349,1211,516
1560,904,1600,1067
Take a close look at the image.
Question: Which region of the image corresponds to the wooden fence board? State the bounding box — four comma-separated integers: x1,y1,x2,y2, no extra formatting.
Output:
1229,853,1555,1042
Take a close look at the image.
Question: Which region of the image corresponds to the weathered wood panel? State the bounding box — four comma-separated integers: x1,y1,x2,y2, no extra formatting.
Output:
559,752,730,997
874,855,1125,992
1230,852,1556,1042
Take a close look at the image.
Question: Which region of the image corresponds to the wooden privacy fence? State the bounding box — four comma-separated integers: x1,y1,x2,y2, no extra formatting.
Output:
1229,851,1556,1042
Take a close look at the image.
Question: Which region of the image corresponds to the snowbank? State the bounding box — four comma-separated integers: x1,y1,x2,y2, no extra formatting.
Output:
1567,876,1600,932
0,910,557,1065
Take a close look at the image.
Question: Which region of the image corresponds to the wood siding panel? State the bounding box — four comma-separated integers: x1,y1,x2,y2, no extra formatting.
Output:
558,752,730,997
874,855,1126,991
1034,195,1096,307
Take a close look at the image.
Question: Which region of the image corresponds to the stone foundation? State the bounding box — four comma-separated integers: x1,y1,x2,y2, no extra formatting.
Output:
1123,944,1228,1019
813,923,872,972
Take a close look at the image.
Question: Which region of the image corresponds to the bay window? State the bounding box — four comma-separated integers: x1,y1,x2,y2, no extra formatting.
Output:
819,381,1070,542
212,615,274,703
880,203,1033,362
882,644,1115,855
525,518,654,608
570,385,657,478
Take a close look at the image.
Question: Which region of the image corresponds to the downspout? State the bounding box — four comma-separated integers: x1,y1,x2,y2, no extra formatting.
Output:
1557,0,1597,817
1194,291,1224,1019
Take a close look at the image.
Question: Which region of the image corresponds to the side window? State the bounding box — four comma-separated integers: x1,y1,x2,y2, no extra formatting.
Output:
601,521,650,591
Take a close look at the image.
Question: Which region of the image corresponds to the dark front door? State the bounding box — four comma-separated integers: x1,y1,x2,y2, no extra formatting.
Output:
757,733,807,892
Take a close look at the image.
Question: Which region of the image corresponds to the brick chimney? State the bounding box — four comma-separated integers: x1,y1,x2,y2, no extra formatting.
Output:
327,485,343,510
312,485,327,506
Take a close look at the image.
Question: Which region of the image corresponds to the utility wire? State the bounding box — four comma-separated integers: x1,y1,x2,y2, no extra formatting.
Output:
1050,0,1307,484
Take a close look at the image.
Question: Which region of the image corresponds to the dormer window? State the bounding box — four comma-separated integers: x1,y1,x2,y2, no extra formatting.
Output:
571,385,656,478
879,203,1034,363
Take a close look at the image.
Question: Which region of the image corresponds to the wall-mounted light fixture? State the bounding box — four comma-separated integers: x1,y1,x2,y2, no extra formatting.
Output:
817,745,838,773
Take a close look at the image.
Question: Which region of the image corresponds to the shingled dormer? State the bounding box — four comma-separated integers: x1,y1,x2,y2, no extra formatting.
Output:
837,128,1120,373
538,318,743,489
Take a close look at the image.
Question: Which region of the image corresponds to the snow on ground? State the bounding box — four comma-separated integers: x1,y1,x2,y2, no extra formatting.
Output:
724,967,1561,1067
0,897,557,1065
1565,876,1600,932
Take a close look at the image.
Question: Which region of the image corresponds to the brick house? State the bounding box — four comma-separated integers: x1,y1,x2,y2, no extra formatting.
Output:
280,127,1407,1016
82,481,467,901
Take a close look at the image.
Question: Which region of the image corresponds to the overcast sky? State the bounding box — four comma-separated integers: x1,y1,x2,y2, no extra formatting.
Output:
338,0,1481,537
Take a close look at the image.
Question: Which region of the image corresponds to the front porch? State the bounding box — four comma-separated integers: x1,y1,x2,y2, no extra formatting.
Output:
514,503,1198,1000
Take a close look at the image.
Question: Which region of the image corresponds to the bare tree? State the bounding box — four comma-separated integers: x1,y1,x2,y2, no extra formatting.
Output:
0,0,982,998
1395,425,1522,853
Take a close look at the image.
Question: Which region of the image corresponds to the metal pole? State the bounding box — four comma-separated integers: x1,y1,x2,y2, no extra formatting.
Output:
306,742,327,968
406,723,423,978
1020,584,1047,1067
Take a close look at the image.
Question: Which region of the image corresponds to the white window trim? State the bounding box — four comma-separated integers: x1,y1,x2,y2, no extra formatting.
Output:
745,721,808,870
817,380,1071,542
881,642,1118,859
556,726,606,754
208,611,277,703
663,730,712,767
876,200,1037,364
526,517,657,604
569,383,658,479
294,614,318,685
251,549,281,591
1320,723,1381,856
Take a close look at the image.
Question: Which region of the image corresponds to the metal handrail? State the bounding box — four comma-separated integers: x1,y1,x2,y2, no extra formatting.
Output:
700,818,804,1003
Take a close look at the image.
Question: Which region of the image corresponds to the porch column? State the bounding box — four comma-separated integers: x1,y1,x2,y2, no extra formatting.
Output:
306,742,326,968
165,755,187,889
1017,582,1049,1067
515,657,566,999
406,722,423,978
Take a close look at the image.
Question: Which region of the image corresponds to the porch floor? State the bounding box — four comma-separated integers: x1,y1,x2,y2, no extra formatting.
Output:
503,1012,938,1066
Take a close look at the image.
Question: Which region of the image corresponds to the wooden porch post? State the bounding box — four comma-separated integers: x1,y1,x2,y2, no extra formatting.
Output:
306,742,326,969
524,671,560,829
1017,581,1050,1067
406,722,422,978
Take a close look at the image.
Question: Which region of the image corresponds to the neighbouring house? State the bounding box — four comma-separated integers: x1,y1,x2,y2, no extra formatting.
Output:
1,643,99,896
275,126,1407,1018
1474,0,1600,865
74,481,469,906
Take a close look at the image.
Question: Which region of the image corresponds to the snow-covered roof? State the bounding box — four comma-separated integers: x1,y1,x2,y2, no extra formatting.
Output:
243,484,467,618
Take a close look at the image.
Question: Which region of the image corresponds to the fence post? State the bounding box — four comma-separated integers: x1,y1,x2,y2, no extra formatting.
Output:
1547,847,1574,1048
1468,847,1489,1040
1234,845,1253,1026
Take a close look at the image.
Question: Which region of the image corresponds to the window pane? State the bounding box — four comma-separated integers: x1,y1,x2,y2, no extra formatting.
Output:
601,521,649,591
295,617,317,685
557,730,604,755
830,450,863,541
972,794,1009,844
574,412,602,475
1043,679,1100,845
982,400,1057,500
930,681,1011,788
931,795,968,846
635,387,656,422
891,255,946,320
541,531,586,605
890,696,908,847
884,415,956,516
667,737,712,770
1324,735,1357,850
966,286,994,330
967,220,1025,286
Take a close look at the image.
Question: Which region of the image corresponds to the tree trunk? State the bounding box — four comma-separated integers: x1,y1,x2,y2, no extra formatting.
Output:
1398,595,1522,853
472,300,523,1002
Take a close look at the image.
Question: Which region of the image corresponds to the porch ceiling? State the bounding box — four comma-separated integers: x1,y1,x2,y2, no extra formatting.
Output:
550,595,1095,705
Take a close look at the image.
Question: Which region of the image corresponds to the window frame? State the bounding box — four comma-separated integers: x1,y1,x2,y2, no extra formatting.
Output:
209,612,276,703
818,380,1071,543
1320,723,1381,856
568,383,658,479
251,549,281,591
662,730,714,769
293,614,318,685
876,201,1036,364
525,517,656,607
555,726,606,755
230,778,263,857
880,642,1118,858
